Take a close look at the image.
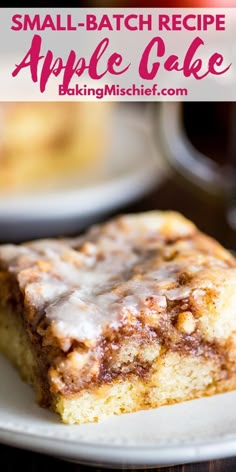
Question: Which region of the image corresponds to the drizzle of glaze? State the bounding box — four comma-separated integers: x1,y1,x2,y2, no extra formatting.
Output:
0,212,235,349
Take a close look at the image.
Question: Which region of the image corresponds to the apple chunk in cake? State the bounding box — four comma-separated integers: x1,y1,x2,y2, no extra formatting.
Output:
0,211,236,424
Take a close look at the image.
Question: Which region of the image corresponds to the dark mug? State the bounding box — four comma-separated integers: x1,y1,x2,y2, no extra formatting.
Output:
157,102,236,245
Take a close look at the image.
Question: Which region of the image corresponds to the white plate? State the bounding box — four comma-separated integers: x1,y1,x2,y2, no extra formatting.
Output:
0,106,164,241
0,355,236,468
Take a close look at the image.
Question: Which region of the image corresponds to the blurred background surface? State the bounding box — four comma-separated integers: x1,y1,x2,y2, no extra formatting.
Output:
0,0,235,250
0,100,235,251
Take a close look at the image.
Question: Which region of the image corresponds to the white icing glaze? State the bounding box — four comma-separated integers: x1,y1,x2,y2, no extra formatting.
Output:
165,287,192,301
24,281,68,310
0,212,234,347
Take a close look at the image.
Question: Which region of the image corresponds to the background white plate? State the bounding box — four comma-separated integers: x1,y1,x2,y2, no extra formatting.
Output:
0,355,236,468
0,106,164,241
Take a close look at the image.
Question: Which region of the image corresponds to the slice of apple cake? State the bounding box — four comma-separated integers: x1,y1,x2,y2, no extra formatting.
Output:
0,211,235,424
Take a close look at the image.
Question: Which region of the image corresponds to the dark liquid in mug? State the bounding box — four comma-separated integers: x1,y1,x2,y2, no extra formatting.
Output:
183,103,236,168
182,103,236,248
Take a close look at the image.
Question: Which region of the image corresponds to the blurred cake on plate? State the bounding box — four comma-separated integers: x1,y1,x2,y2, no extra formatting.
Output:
0,102,108,192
